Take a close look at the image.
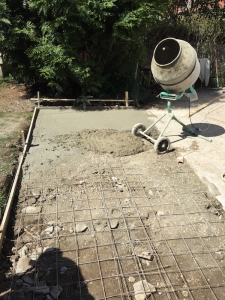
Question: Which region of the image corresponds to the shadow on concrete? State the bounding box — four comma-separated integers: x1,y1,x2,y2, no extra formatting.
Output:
186,123,225,137
0,248,95,300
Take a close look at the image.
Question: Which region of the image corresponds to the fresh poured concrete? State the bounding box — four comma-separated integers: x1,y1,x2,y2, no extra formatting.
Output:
35,108,153,135
26,108,154,175
30,96,225,205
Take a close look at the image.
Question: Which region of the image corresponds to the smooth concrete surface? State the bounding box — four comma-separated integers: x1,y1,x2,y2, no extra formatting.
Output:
146,88,225,206
26,108,154,174
34,108,152,137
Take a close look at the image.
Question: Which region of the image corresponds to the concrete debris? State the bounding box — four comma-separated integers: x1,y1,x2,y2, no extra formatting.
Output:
48,194,56,200
116,183,124,192
112,176,117,182
138,251,154,261
148,189,153,196
18,245,29,257
14,227,23,236
76,223,88,233
128,276,136,283
22,206,42,214
156,211,165,216
69,227,74,233
110,219,119,229
60,266,67,274
45,226,54,234
38,196,46,202
30,247,43,260
50,285,63,299
112,176,125,191
55,225,62,233
133,280,156,300
79,180,85,185
32,189,41,199
215,251,224,260
182,290,189,297
22,275,34,286
10,254,19,264
43,247,55,253
177,156,184,163
21,233,33,244
15,256,34,276
26,197,37,205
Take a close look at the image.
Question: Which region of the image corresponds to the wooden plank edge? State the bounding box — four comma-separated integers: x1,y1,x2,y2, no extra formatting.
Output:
30,98,134,102
187,94,225,117
0,107,39,251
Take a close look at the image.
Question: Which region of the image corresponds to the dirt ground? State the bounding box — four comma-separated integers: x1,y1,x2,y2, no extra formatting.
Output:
0,106,225,300
0,83,33,220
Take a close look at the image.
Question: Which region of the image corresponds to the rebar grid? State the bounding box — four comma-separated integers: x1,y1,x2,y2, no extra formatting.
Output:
10,152,225,300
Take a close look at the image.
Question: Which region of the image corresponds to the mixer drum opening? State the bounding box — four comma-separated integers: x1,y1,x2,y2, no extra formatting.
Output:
154,39,181,66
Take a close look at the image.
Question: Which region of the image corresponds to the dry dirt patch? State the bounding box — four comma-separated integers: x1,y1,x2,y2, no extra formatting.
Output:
0,83,33,219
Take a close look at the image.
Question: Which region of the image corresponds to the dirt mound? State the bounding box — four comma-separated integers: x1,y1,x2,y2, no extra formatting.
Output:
78,129,152,156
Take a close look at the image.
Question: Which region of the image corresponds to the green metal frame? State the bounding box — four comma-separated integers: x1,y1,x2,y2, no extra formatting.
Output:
139,87,212,143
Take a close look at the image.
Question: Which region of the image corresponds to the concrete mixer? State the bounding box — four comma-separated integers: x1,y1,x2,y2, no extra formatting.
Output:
132,38,211,154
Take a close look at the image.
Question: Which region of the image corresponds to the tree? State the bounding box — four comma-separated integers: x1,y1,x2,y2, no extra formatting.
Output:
0,0,11,45
145,0,225,87
1,0,168,97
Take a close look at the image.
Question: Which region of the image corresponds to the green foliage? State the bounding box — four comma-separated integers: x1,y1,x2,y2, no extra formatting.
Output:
1,0,168,97
3,0,225,95
75,95,91,110
145,1,225,84
0,0,11,43
0,74,14,87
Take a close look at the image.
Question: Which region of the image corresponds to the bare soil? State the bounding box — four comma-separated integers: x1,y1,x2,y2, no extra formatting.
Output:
0,83,33,219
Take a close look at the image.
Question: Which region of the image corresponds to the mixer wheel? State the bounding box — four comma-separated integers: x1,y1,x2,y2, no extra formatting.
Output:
132,123,146,137
154,137,170,154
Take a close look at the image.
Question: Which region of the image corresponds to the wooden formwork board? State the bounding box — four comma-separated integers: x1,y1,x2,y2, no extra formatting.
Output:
30,91,133,107
30,98,134,106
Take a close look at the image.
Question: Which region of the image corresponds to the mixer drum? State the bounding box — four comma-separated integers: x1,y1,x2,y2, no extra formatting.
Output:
151,38,200,93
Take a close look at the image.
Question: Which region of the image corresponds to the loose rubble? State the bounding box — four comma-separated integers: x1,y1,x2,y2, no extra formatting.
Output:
133,280,156,300
75,223,88,233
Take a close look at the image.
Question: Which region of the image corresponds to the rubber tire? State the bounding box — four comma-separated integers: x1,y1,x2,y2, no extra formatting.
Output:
131,123,146,137
154,136,170,154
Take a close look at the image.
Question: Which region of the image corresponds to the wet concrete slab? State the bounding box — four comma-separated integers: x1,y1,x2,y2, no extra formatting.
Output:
35,108,151,136
30,91,225,204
